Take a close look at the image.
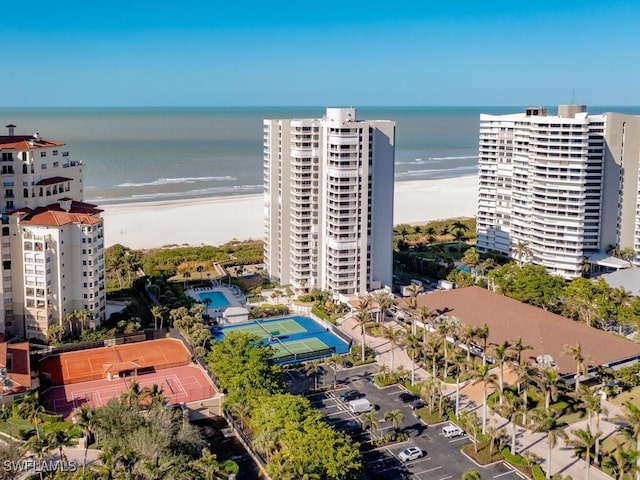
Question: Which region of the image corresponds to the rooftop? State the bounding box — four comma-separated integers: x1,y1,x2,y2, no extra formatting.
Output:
18,200,103,227
398,286,640,375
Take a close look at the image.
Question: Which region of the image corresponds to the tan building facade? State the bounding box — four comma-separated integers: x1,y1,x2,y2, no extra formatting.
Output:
0,125,105,340
264,108,395,299
476,106,640,278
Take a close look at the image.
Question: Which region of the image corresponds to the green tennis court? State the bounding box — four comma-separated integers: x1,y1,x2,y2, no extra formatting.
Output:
223,318,307,338
271,338,331,359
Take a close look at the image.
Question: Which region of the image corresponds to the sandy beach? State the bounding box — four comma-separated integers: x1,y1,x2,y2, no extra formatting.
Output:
101,175,478,249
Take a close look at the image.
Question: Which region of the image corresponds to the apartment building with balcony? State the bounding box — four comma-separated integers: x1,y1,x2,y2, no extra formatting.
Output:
264,108,395,299
476,105,640,279
0,125,105,341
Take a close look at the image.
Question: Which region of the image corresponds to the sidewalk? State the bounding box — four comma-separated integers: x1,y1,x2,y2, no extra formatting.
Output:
336,314,615,479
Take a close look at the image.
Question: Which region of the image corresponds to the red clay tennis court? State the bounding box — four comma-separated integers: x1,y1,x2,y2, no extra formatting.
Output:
41,364,217,418
39,338,191,385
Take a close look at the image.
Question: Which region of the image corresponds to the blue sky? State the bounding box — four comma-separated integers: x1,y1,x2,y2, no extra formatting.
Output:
1,0,639,106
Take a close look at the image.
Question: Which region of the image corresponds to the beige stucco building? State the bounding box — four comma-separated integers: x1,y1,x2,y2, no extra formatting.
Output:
263,108,395,299
476,105,640,279
0,125,105,340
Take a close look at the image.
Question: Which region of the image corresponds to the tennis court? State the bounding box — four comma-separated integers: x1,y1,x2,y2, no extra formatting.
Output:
42,364,217,419
39,338,191,386
211,315,350,364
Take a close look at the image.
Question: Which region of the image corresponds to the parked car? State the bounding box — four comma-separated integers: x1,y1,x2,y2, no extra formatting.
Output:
409,399,426,410
343,420,363,433
339,389,361,402
399,392,418,403
442,424,465,438
399,446,424,462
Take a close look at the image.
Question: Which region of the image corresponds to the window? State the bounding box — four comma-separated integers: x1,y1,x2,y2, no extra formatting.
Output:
41,163,47,170
53,150,58,156
40,152,46,157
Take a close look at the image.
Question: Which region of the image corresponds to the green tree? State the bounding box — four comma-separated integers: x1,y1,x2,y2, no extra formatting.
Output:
566,426,600,480
511,240,533,267
563,342,587,392
405,333,422,386
360,410,380,437
462,468,482,480
383,409,405,435
617,401,640,480
531,408,568,479
381,325,405,371
490,340,512,405
46,427,74,465
15,391,45,440
602,441,639,480
47,324,66,346
207,332,285,406
471,364,498,434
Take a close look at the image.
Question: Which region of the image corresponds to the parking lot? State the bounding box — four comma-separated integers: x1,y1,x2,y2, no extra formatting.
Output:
305,364,525,480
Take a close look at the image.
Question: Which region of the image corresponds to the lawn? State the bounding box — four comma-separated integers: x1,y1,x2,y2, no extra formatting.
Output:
610,386,640,409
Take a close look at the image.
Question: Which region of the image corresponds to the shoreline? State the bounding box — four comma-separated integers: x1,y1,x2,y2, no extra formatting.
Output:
101,175,478,249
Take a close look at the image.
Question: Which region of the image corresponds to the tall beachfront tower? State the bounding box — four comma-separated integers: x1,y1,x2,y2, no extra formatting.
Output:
263,108,395,299
476,105,640,279
0,125,105,341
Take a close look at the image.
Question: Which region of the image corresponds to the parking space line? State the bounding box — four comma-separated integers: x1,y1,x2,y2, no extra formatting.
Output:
494,471,516,478
438,476,452,480
411,466,442,478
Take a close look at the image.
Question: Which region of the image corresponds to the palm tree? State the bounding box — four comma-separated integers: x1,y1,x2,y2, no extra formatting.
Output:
572,384,608,464
490,340,512,405
602,441,639,480
383,409,405,436
354,310,369,363
440,225,450,241
425,226,436,244
26,434,50,480
531,408,568,479
381,325,405,371
535,366,560,412
196,265,204,281
471,364,498,434
252,431,277,463
305,359,323,391
189,448,226,480
452,220,469,252
182,271,191,289
511,240,533,267
513,362,536,425
500,391,522,455
460,323,479,364
462,247,480,276
374,291,395,324
510,337,533,366
419,378,438,415
360,410,379,437
477,323,490,365
437,317,458,380
563,342,586,392
618,401,640,480
566,426,600,480
15,391,45,439
47,427,74,465
328,353,342,389
76,404,95,473
423,334,441,379
451,350,467,417
405,333,422,386
120,379,141,408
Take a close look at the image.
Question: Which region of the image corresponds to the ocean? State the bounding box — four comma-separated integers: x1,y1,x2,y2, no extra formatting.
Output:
0,106,637,205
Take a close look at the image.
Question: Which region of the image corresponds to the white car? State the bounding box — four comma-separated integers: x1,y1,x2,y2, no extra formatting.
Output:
442,424,465,438
399,446,424,462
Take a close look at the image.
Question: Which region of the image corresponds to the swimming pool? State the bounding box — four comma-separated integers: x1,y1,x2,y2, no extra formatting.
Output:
198,291,231,309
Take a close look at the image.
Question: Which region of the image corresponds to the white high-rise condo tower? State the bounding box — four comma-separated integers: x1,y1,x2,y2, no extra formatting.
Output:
476,105,640,279
264,108,395,299
0,125,105,341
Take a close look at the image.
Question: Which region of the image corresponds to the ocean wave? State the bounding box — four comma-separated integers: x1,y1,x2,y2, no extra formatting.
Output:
116,176,237,188
396,155,478,165
89,184,263,204
395,165,477,179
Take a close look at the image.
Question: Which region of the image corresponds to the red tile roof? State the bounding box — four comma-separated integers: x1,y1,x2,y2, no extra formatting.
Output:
0,341,31,394
19,200,103,227
35,176,72,186
0,136,65,149
399,286,640,375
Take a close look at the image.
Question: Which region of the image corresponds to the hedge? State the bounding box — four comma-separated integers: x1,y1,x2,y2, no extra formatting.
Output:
500,445,528,467
532,465,546,480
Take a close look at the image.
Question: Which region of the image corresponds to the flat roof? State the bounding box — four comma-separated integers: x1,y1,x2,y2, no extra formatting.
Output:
399,286,640,375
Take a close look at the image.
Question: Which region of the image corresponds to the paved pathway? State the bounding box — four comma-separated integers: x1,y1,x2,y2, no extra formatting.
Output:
337,313,616,479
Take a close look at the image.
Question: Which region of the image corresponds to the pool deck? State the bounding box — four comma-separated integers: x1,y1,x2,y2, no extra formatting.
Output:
186,284,246,319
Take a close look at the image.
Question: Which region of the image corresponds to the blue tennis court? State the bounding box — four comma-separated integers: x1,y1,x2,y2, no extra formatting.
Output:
210,315,350,364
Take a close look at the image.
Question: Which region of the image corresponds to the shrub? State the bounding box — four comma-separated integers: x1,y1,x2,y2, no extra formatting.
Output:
532,465,546,480
501,445,528,466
